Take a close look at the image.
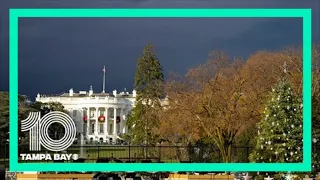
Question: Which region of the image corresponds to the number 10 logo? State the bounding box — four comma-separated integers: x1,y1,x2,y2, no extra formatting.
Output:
21,111,76,152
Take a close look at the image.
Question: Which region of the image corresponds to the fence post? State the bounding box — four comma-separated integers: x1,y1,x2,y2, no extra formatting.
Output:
246,145,249,162
129,144,131,161
4,143,7,168
0,141,2,165
145,145,147,159
231,144,233,163
158,146,161,162
97,144,100,159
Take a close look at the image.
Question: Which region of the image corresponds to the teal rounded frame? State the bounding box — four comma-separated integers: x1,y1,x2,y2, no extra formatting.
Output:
9,9,312,172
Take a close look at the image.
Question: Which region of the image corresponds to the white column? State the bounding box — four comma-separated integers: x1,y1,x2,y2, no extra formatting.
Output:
120,108,124,134
80,108,85,158
104,107,109,137
113,108,117,135
123,115,127,134
87,107,90,136
80,133,84,158
95,107,99,136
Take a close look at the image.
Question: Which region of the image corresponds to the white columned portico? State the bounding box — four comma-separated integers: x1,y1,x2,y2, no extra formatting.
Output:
104,107,109,137
87,107,90,137
95,107,98,136
113,108,117,135
36,86,140,144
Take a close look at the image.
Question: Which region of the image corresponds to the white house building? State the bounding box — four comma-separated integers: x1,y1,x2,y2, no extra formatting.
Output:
35,86,137,143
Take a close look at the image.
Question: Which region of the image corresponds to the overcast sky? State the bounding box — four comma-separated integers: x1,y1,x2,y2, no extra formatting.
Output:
0,0,319,100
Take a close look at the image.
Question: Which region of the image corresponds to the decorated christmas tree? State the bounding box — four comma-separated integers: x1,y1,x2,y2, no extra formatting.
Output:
250,78,303,163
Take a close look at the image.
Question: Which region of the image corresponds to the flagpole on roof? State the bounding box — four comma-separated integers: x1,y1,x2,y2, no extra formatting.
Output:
102,65,106,93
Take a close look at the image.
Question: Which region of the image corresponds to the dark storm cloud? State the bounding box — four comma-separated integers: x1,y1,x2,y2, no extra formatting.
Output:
0,0,319,100
209,18,304,58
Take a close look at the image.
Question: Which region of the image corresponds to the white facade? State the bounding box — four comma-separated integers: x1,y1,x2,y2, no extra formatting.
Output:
35,86,137,143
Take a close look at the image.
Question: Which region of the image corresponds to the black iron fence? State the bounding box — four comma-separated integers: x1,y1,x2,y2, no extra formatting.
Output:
0,142,254,166
0,143,9,168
